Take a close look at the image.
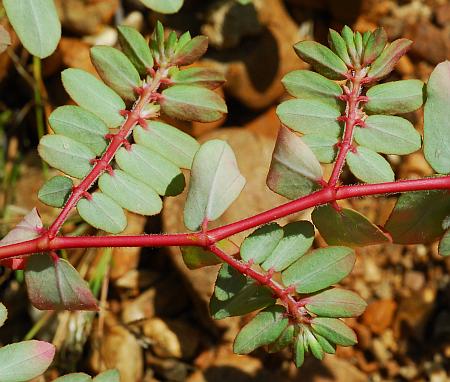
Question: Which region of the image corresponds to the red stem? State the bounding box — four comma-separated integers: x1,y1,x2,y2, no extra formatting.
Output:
47,70,166,239
328,69,367,187
1,175,449,260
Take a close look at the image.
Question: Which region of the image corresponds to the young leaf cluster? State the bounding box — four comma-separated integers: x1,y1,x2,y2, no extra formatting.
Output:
37,23,226,234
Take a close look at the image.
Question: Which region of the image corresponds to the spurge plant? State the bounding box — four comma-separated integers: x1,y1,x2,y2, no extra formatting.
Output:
0,16,450,382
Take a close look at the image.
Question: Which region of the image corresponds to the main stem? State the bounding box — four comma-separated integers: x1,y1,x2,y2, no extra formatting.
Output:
47,70,165,239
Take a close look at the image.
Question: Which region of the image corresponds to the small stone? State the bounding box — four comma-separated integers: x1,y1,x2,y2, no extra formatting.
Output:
142,318,200,359
372,338,392,363
362,299,397,335
403,270,425,292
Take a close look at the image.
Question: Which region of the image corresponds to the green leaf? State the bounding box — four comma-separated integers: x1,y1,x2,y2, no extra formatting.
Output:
303,288,367,318
305,328,324,360
61,68,125,127
439,228,450,256
424,61,450,174
93,369,120,382
38,176,73,208
267,325,295,353
262,221,315,272
354,32,363,59
354,115,421,155
276,99,343,138
77,192,127,234
362,27,387,66
0,340,55,382
233,305,289,354
311,317,357,346
25,253,98,310
0,208,42,247
133,120,199,169
294,41,348,80
341,26,358,65
180,247,221,269
115,144,185,196
0,302,7,328
98,170,162,216
328,29,352,67
312,204,390,247
161,85,227,122
282,246,355,293
267,126,322,200
211,263,275,319
139,0,184,14
347,146,394,183
53,373,92,382
281,70,343,108
181,239,235,270
240,223,284,265
367,39,412,80
365,80,424,115
118,25,153,76
293,330,306,367
170,67,225,89
4,0,61,58
313,332,336,354
172,36,208,66
38,135,94,179
384,189,450,244
184,140,245,231
301,135,338,163
90,46,141,101
49,105,108,156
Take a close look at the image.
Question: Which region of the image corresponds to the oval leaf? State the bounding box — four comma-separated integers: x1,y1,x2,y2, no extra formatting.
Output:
140,0,183,14
115,144,185,196
367,38,412,80
0,303,7,328
38,175,73,208
439,228,450,256
133,121,199,169
267,126,323,200
98,170,162,216
305,328,324,360
354,115,421,155
4,0,60,58
424,61,450,174
161,85,227,122
184,139,246,231
303,288,367,318
311,317,357,346
94,369,120,382
282,246,356,293
172,35,208,66
362,27,387,66
25,253,98,310
0,208,43,247
170,67,225,89
261,221,315,272
90,46,141,101
0,340,55,382
61,68,125,127
281,70,343,108
328,29,352,67
312,204,390,247
294,41,348,80
49,105,108,156
294,330,306,367
53,373,92,382
347,146,394,184
384,190,450,244
276,99,343,138
118,25,153,76
365,79,424,115
301,134,338,163
267,324,295,353
240,223,284,265
77,192,127,234
38,135,94,179
233,305,289,354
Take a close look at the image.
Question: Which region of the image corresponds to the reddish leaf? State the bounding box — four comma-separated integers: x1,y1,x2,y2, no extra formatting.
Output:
367,39,412,80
